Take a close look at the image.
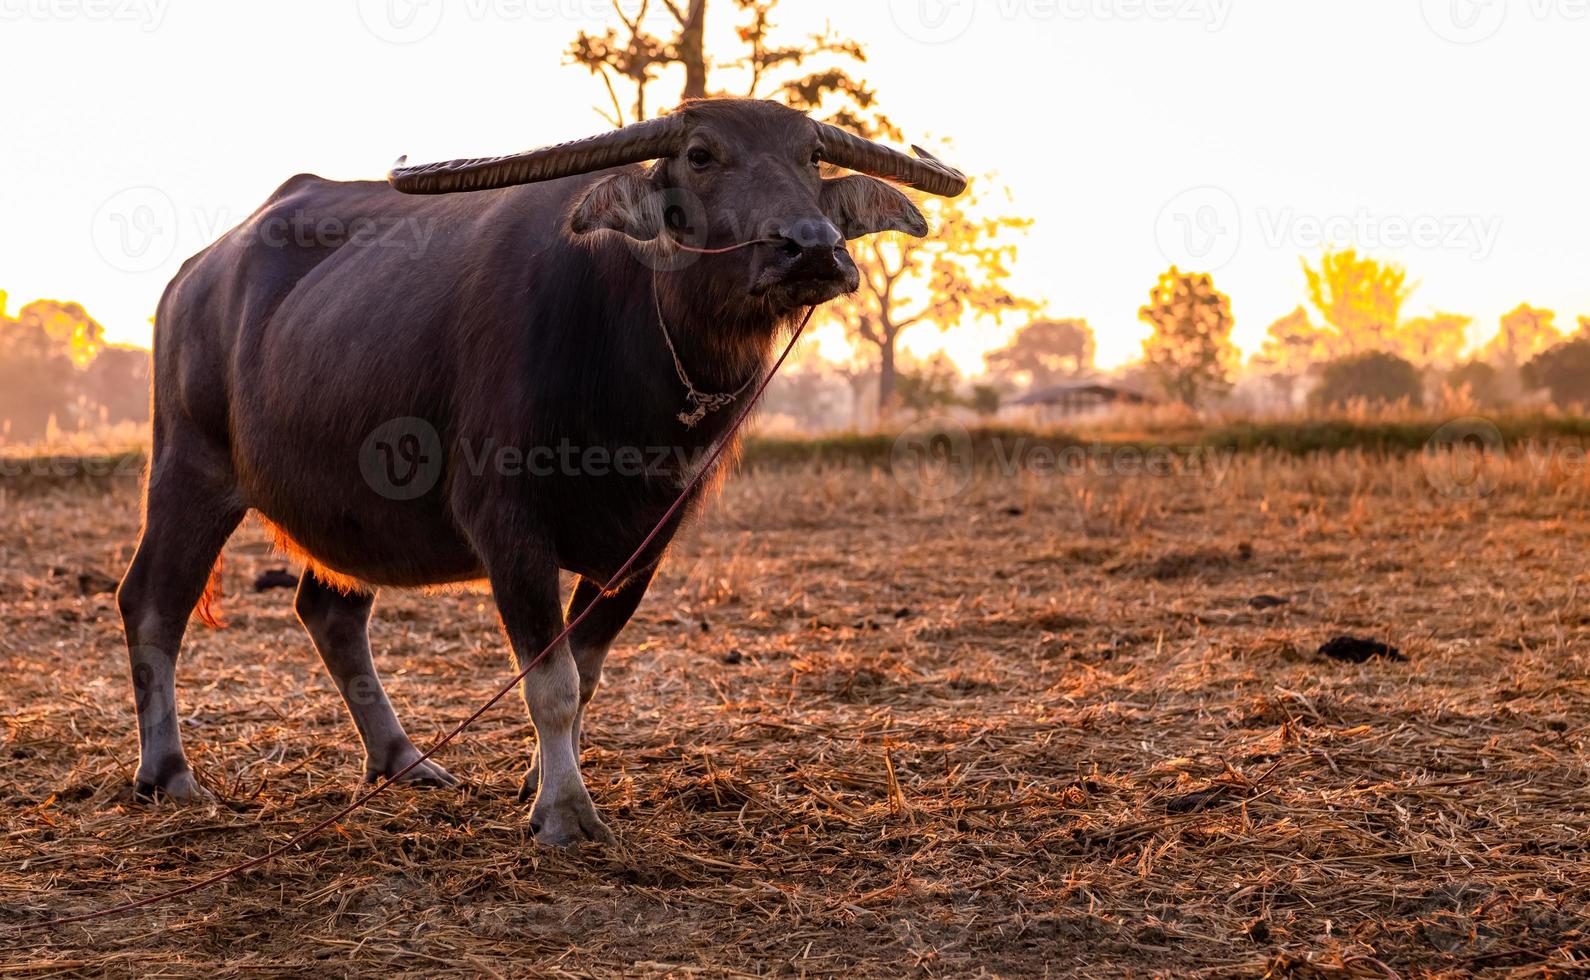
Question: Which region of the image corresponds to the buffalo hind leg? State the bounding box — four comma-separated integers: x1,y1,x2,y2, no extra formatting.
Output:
118,452,245,802
519,567,657,803
294,574,458,787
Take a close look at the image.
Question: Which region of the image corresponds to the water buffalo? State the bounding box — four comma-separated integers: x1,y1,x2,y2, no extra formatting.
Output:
118,98,964,844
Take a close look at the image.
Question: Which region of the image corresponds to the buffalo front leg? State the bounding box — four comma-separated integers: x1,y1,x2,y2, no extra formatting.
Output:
486,550,612,846
519,567,657,803
294,574,458,787
117,451,245,802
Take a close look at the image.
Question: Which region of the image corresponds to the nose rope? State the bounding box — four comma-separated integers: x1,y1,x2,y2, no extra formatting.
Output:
668,236,780,255
21,304,818,932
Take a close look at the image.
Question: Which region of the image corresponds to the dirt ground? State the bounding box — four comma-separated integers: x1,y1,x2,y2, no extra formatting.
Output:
1,450,1587,976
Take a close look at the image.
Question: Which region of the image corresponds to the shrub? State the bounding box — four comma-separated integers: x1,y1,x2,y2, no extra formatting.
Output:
1445,360,1506,406
1311,351,1424,410
1523,338,1590,408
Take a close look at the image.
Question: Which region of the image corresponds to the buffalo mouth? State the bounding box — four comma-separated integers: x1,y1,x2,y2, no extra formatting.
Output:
751,241,860,308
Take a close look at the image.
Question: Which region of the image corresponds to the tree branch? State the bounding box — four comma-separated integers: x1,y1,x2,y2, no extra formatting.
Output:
596,65,625,127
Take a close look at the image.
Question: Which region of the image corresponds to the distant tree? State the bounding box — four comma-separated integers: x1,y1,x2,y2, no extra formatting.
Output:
1445,360,1506,407
1522,338,1590,409
823,353,878,429
17,299,104,367
0,303,79,440
968,383,1001,417
1399,312,1471,372
1256,306,1325,372
894,355,961,416
1483,304,1561,373
1139,267,1238,409
1302,250,1414,356
1579,315,1590,337
1312,351,1423,410
832,182,1034,417
985,318,1095,387
0,297,149,443
80,346,151,426
1252,305,1327,409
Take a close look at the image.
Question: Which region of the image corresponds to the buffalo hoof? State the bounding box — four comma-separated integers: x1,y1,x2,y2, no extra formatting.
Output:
133,768,213,804
365,756,460,789
529,787,613,847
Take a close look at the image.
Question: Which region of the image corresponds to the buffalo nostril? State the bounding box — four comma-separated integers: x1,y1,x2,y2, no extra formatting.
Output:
780,239,802,259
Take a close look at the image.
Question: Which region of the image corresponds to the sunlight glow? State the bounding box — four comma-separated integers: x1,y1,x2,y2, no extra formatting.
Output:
3,1,1587,373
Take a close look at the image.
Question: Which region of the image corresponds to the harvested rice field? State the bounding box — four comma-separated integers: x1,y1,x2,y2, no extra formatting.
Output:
2,449,1588,976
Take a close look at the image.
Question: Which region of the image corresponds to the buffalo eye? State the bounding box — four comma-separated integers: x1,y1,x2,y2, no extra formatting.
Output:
687,147,712,170
810,148,823,166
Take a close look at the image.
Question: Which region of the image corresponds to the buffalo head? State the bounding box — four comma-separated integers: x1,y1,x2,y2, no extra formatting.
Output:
389,99,966,310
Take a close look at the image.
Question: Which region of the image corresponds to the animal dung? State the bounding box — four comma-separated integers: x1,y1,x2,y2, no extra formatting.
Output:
75,570,119,596
1319,636,1406,663
252,568,300,592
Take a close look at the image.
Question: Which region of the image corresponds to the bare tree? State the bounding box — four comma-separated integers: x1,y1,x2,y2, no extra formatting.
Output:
565,1,1033,419
985,318,1096,388
567,0,887,128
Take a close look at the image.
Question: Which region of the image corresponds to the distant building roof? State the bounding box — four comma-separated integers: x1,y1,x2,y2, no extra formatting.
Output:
1009,381,1155,407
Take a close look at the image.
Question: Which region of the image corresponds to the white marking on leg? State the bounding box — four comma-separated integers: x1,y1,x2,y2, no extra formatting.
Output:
522,645,609,844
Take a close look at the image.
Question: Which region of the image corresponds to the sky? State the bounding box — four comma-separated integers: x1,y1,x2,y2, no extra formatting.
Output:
3,0,1588,371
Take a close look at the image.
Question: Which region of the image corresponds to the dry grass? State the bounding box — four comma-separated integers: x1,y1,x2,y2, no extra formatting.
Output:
2,450,1588,976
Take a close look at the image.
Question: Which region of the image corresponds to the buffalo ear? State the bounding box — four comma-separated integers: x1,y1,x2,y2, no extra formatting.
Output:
820,175,929,239
568,171,664,240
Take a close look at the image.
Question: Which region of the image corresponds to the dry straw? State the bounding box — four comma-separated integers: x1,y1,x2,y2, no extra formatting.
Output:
1,450,1586,975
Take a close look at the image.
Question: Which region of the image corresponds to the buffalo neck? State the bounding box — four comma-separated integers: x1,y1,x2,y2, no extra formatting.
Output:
649,262,785,396
504,238,793,458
